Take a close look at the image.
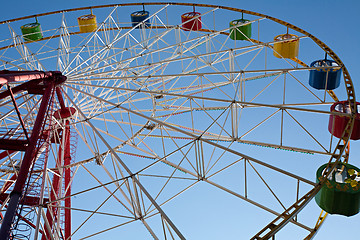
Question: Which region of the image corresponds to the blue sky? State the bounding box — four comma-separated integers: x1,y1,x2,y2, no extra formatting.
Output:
1,0,360,239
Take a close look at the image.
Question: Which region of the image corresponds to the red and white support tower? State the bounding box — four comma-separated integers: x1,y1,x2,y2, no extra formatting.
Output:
0,70,74,240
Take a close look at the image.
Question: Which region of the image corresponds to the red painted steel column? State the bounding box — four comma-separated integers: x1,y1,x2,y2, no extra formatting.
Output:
41,88,73,240
55,87,66,110
55,87,72,239
0,82,54,240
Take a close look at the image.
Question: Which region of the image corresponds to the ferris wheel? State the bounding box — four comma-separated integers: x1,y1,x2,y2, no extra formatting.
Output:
0,2,359,240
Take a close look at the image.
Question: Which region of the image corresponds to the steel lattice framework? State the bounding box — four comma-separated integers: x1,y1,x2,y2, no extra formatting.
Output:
0,3,357,240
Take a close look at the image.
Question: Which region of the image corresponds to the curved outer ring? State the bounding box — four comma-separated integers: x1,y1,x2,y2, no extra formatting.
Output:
0,2,356,103
0,3,357,239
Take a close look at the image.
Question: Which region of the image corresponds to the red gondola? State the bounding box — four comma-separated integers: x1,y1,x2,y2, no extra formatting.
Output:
328,101,360,140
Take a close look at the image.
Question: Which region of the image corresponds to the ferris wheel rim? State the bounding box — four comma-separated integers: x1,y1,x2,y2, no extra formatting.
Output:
0,3,357,239
0,2,355,101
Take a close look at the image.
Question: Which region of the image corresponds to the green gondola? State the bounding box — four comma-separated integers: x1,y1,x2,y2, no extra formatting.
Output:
316,162,360,216
229,18,251,40
21,23,43,41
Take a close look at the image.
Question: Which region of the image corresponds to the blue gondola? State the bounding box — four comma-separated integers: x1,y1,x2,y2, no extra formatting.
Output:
309,59,341,90
131,10,150,28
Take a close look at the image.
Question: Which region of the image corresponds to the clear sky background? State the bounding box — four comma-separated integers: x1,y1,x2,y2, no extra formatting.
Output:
1,0,360,239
